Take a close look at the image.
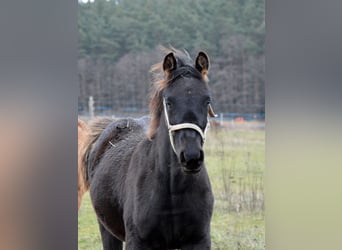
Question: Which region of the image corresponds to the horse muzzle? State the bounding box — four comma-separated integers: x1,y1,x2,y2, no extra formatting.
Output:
179,148,204,173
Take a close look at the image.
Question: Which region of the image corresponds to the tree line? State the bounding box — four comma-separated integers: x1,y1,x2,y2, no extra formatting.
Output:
78,0,265,114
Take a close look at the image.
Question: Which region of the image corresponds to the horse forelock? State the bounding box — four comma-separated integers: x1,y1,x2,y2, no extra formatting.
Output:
147,47,208,139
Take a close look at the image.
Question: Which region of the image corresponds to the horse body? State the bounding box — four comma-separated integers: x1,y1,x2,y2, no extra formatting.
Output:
81,48,215,250
88,116,213,249
89,118,147,241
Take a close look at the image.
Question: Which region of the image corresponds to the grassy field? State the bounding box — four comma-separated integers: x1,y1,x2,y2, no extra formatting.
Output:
78,124,265,250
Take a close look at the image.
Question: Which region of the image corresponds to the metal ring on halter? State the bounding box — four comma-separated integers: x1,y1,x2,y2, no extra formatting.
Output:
163,98,210,154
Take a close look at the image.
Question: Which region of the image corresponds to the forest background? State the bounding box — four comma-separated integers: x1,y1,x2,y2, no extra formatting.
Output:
78,0,265,117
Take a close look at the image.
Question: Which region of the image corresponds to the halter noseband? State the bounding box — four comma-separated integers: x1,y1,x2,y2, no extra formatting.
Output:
163,98,216,154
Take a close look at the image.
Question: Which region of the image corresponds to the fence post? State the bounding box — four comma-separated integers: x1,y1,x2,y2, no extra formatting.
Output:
89,96,94,119
220,113,224,127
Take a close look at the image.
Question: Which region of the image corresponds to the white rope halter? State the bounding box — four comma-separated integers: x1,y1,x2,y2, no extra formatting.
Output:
163,98,215,154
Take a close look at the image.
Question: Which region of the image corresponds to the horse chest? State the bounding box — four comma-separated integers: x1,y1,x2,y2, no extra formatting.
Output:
130,159,213,246
134,190,209,245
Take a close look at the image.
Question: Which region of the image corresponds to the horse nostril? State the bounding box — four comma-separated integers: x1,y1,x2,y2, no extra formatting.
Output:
199,150,204,162
180,151,186,164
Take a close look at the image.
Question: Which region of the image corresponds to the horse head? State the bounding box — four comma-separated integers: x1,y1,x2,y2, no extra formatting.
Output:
160,51,216,174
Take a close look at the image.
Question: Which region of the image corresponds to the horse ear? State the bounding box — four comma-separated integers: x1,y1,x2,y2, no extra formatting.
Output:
163,52,177,75
195,51,209,75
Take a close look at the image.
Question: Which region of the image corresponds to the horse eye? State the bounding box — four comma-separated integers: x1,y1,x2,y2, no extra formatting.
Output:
166,102,172,109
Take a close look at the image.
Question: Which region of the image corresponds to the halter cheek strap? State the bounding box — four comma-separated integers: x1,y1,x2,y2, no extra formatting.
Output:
163,98,211,154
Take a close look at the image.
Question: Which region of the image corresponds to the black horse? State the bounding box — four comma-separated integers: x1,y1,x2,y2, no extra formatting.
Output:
80,48,215,250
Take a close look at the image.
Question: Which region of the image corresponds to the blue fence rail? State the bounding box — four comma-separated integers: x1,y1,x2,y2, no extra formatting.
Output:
78,96,265,122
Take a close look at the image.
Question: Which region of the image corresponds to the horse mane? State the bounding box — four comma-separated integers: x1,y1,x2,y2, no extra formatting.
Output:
147,46,207,139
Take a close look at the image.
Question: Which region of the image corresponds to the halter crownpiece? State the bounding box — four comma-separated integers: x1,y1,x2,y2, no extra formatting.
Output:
163,98,217,154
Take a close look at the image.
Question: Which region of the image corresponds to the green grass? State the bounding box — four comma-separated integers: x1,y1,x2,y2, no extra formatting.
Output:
78,193,102,250
78,126,265,250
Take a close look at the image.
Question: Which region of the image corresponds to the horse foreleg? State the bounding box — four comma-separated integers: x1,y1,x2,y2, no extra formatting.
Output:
98,221,123,250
